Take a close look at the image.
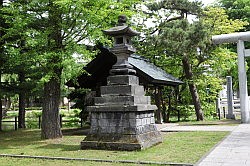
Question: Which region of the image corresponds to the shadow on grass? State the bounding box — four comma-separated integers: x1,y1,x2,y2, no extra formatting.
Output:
62,128,89,136
0,130,42,149
0,128,85,151
37,144,80,151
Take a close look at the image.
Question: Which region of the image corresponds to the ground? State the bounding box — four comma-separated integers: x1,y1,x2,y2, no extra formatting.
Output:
0,120,235,166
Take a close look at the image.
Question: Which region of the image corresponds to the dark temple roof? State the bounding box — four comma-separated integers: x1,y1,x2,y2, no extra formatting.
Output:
128,55,183,86
67,46,183,88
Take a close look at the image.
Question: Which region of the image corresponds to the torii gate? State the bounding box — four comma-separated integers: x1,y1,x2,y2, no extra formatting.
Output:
212,31,250,123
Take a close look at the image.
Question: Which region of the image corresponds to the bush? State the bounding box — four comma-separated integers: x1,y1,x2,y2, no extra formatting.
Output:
60,109,82,128
25,107,42,111
72,109,81,117
177,105,195,120
202,102,217,119
3,109,83,130
6,111,18,118
26,111,42,129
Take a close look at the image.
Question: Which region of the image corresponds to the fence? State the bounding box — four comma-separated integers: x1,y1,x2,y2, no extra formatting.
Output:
1,115,84,131
217,98,241,119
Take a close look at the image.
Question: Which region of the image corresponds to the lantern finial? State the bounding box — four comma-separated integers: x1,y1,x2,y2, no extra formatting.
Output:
118,15,127,26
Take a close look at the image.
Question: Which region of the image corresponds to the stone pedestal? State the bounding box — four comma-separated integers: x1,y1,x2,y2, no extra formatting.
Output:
81,75,162,151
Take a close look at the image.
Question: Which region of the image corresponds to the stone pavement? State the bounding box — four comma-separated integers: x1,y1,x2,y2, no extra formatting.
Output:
195,124,250,166
160,124,237,132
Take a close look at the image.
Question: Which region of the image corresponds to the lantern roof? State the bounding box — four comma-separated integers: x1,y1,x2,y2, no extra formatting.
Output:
103,15,140,37
103,25,140,37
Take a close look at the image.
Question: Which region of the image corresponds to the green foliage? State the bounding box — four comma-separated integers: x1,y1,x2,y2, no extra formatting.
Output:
72,109,82,118
136,1,248,120
62,118,81,128
2,0,248,124
137,0,212,120
67,88,90,110
202,102,217,118
27,111,42,118
2,0,143,89
3,109,83,129
1,0,143,134
176,105,195,121
25,107,42,111
0,1,44,104
202,6,246,92
5,111,18,118
217,0,250,91
219,0,250,30
25,111,41,129
203,6,248,35
59,109,83,128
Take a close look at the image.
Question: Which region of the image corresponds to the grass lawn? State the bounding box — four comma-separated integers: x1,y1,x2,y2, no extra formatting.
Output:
177,119,241,126
0,157,146,166
0,128,229,166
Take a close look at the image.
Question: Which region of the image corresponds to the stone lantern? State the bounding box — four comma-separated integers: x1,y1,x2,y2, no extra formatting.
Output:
103,15,139,75
81,15,162,151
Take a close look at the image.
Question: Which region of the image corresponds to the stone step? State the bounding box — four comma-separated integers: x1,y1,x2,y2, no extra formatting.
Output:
107,75,139,85
87,104,157,112
101,85,145,96
94,96,151,105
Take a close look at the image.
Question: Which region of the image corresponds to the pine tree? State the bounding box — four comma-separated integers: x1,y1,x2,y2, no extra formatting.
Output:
141,0,210,121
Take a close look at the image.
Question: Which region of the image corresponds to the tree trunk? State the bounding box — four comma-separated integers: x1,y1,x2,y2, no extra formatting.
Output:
6,96,11,110
0,0,3,131
182,55,204,121
166,94,172,123
154,87,162,124
0,97,2,131
18,72,26,128
174,86,180,122
0,73,2,131
18,93,25,128
41,1,63,139
161,88,168,123
26,96,30,108
41,76,62,139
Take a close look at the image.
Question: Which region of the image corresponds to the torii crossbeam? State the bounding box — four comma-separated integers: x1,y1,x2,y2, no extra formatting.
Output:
212,31,250,123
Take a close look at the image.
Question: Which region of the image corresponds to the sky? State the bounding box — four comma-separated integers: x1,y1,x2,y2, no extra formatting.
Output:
201,0,217,6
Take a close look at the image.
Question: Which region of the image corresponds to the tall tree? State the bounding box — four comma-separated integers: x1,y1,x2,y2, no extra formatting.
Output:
0,0,6,131
141,0,209,121
40,1,64,139
5,0,141,138
137,3,248,120
0,75,2,131
1,0,40,128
